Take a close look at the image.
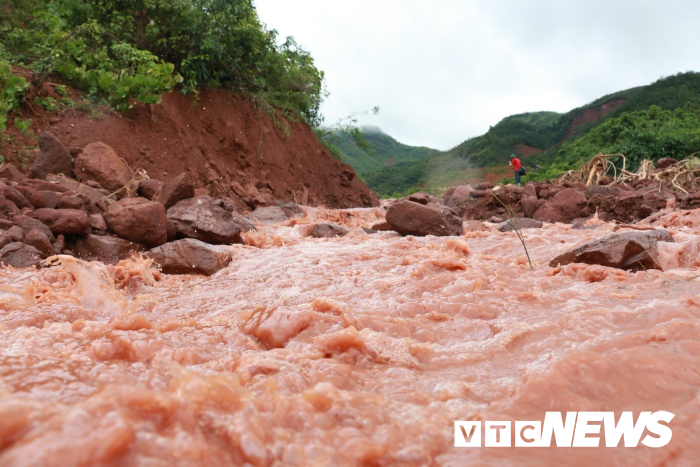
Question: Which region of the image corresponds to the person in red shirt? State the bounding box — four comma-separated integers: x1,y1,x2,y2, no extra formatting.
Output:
509,154,523,186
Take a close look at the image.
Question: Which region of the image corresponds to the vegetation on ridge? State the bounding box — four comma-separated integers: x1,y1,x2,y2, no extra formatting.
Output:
0,0,325,126
332,72,700,195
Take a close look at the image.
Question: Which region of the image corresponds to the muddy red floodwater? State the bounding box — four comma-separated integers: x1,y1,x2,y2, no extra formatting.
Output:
1,207,699,466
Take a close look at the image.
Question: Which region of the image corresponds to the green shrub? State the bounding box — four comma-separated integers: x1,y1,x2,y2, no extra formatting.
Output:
0,57,29,131
0,0,325,123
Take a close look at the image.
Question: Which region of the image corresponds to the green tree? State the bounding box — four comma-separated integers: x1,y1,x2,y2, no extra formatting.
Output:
0,0,325,123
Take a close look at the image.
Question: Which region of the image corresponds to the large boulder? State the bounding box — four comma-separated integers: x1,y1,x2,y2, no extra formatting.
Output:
533,188,587,223
71,234,146,264
246,206,290,225
29,208,90,235
385,200,463,236
104,198,168,247
138,179,164,200
167,196,243,244
159,172,195,209
30,132,73,179
145,238,233,275
550,229,673,271
74,142,132,193
521,183,539,218
0,242,43,268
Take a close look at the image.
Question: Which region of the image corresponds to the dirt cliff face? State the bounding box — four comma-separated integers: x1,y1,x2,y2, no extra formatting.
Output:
562,98,625,141
4,88,378,209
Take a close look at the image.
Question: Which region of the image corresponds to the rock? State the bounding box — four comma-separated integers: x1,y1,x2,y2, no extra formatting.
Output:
240,181,274,207
655,158,678,170
145,238,233,275
74,142,132,193
0,182,32,209
276,201,305,218
498,217,543,232
231,211,256,232
72,234,146,264
443,185,474,204
52,234,65,254
13,215,54,240
45,175,111,212
309,223,350,238
475,182,495,190
246,206,290,225
89,213,107,231
0,199,20,218
533,188,587,223
138,179,164,200
0,242,44,268
15,185,44,209
167,196,243,244
385,200,463,237
159,172,195,209
549,229,673,271
7,225,25,242
29,208,90,235
612,191,644,222
407,192,431,205
104,198,168,247
18,179,69,194
469,190,490,198
587,185,620,197
30,132,74,179
23,229,54,257
57,192,88,210
521,184,539,218
36,191,60,209
0,232,14,250
0,163,26,183
370,221,394,231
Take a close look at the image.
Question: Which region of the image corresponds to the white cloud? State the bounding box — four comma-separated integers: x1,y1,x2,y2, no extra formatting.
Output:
255,0,700,150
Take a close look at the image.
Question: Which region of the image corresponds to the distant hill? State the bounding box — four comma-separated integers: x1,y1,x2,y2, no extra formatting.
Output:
448,72,700,168
334,71,700,195
331,127,440,195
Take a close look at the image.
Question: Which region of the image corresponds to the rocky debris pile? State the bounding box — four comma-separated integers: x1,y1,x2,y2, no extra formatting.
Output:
444,178,700,225
0,132,308,274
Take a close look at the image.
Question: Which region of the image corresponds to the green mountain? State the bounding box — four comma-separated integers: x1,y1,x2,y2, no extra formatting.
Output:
336,71,700,195
332,126,440,195
449,71,700,169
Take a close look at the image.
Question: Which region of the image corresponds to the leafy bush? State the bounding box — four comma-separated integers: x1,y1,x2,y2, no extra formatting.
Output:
553,104,700,171
0,56,30,131
0,0,325,123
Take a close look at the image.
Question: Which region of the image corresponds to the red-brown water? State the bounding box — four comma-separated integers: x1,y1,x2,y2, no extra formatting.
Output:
1,207,699,466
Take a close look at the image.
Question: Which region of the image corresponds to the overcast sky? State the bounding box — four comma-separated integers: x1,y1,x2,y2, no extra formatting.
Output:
254,1,700,151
